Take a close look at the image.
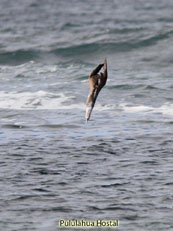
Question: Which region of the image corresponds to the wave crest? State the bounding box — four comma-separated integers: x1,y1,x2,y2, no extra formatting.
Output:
0,30,172,65
0,91,84,110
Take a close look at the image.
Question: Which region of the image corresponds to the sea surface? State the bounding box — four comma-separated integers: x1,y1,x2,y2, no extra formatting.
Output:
0,0,173,230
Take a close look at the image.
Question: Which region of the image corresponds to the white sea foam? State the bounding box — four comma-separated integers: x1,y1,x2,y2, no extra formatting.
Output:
0,90,172,117
0,91,85,110
35,65,57,74
120,103,153,113
93,102,173,117
120,103,173,116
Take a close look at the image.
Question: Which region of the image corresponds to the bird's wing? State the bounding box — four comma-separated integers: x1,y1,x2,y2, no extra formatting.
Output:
90,63,104,77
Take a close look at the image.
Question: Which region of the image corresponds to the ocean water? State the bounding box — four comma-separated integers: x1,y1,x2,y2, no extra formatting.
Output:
0,0,173,230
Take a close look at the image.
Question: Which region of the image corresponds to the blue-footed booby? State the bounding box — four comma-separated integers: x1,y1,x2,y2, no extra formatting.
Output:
85,58,108,121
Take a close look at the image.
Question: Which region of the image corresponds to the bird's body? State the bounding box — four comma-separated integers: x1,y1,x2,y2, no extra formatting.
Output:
85,58,108,121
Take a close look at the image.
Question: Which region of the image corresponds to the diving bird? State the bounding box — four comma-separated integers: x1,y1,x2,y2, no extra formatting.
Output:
85,58,108,121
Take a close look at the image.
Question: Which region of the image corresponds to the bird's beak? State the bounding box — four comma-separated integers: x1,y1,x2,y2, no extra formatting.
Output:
85,103,93,122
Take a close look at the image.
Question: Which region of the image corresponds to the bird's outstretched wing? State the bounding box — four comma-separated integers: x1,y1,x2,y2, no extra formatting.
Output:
85,58,108,121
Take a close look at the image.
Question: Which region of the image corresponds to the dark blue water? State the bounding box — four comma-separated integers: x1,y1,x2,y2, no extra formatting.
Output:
0,0,173,230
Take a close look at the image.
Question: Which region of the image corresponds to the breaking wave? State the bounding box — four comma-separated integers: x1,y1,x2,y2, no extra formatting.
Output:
0,30,172,65
0,91,85,110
